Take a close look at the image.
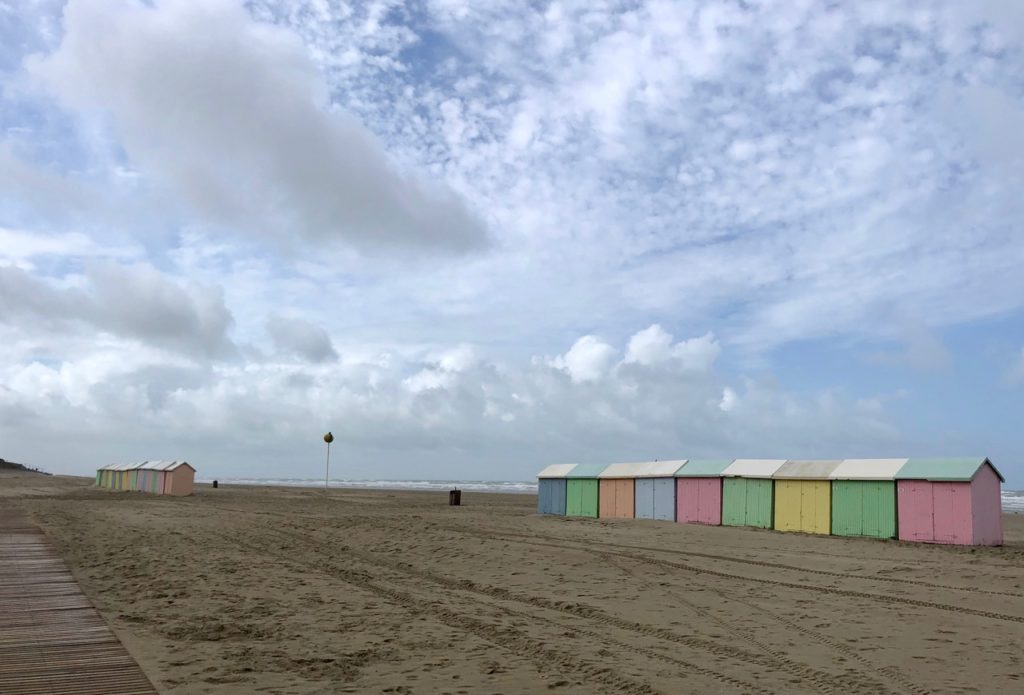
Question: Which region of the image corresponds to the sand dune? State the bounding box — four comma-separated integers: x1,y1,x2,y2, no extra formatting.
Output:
5,472,1023,694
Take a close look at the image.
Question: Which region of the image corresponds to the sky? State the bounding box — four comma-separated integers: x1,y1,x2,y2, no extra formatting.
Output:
1,0,1023,486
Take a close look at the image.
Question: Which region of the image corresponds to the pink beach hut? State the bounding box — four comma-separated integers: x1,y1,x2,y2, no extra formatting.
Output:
674,460,733,525
895,458,1003,546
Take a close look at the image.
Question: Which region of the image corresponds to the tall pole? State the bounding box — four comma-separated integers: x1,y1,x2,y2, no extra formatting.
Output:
323,431,334,491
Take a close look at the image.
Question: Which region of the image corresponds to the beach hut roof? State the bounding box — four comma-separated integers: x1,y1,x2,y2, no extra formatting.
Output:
536,464,578,479
895,458,1004,483
565,463,611,478
674,459,734,477
138,460,194,472
721,459,787,478
98,461,137,471
598,460,687,478
829,458,908,480
774,460,843,479
97,460,194,472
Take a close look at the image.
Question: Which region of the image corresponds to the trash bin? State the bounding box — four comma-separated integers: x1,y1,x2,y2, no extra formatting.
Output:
449,489,461,506
212,480,218,489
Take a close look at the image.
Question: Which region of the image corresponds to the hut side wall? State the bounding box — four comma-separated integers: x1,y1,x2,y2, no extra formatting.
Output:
970,466,1003,546
538,479,567,515
566,479,598,517
167,467,195,496
722,478,773,528
774,480,830,534
651,478,675,521
676,478,722,525
831,481,896,538
634,479,656,519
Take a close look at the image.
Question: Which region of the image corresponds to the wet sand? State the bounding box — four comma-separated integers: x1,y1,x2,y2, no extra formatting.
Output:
4,471,1023,694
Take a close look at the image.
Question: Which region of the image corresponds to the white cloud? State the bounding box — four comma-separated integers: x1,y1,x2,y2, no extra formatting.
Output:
265,315,337,363
27,0,487,252
719,386,738,412
550,335,617,383
624,324,721,372
0,227,143,270
0,263,235,357
0,327,903,479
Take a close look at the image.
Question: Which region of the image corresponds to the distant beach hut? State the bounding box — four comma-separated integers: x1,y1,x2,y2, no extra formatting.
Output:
895,458,1004,546
104,462,135,490
95,460,195,496
565,464,607,518
675,459,733,525
536,464,576,515
629,460,687,521
153,461,195,496
773,460,841,535
721,459,786,528
829,459,905,539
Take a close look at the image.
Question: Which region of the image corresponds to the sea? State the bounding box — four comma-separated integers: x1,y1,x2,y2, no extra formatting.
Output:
197,478,1024,512
196,478,537,494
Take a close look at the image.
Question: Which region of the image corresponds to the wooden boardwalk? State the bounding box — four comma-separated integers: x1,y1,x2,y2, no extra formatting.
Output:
0,507,156,695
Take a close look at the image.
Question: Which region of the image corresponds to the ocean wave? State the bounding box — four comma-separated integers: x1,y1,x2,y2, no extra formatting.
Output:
1002,490,1024,513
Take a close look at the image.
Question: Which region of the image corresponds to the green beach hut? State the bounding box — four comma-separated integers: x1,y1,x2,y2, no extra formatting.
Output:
565,463,608,518
829,458,905,539
720,459,786,528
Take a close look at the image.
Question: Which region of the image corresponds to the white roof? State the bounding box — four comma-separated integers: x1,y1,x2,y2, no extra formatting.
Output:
830,458,909,480
722,459,787,478
98,460,193,472
139,460,193,471
99,461,137,471
598,460,686,478
537,464,578,479
773,460,843,479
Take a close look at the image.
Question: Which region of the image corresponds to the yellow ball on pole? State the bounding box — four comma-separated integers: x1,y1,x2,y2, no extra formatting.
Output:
323,432,334,490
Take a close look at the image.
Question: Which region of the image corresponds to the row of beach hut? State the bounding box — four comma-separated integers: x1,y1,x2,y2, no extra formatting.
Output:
537,458,1004,545
95,461,196,497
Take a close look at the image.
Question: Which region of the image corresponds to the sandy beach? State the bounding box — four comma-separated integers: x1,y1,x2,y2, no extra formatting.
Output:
3,471,1023,694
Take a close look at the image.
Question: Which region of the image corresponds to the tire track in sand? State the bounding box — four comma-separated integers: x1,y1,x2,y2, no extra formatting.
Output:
420,526,1024,624
599,553,930,695
429,523,1022,599
264,525,895,694
228,529,757,694
248,526,768,694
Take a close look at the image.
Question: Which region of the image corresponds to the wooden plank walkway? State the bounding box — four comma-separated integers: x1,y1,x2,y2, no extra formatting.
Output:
0,507,157,695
